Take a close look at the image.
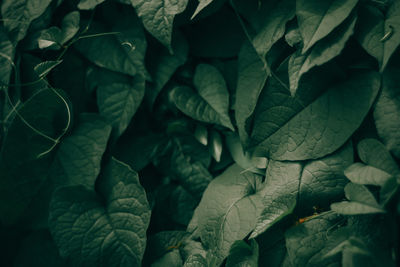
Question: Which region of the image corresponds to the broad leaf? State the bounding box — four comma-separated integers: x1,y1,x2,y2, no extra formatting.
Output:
130,0,189,51
184,254,208,267
251,160,302,239
298,141,354,214
288,13,357,94
152,250,183,267
253,71,380,160
94,68,145,137
49,158,151,267
0,88,69,225
374,67,400,158
296,0,358,53
235,41,269,147
50,114,111,189
226,240,259,267
189,164,264,265
34,60,63,78
356,1,400,71
1,0,52,42
171,64,234,130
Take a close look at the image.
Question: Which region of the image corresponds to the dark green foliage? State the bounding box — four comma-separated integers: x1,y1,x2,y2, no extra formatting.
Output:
0,0,399,266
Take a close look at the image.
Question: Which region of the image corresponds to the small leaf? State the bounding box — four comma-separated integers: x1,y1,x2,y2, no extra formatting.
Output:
344,163,392,186
49,158,151,267
331,201,386,215
34,60,63,79
296,0,358,53
184,254,208,267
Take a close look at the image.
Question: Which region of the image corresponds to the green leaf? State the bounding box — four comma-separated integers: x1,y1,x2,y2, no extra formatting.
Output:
130,0,189,51
355,1,400,71
152,250,183,267
38,11,80,50
226,240,259,267
14,230,66,267
298,141,354,213
74,10,146,77
251,0,295,64
78,0,106,10
251,160,302,239
34,60,63,79
253,71,380,160
374,67,400,158
189,164,264,264
194,124,208,146
94,68,145,137
209,130,222,162
296,0,359,53
344,163,392,186
50,114,111,189
0,88,69,225
285,211,343,266
191,0,214,19
1,0,52,42
235,41,269,147
357,138,400,175
288,13,357,95
49,158,151,267
331,183,386,215
171,64,234,130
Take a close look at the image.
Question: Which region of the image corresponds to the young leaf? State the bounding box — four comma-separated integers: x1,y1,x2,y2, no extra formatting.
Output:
183,254,208,267
253,71,380,160
1,0,52,42
374,67,400,158
296,0,358,53
356,1,400,71
288,13,357,95
130,0,189,51
189,164,264,265
49,158,151,267
171,64,234,130
209,130,222,162
344,163,392,186
235,41,269,147
226,239,259,267
49,114,111,189
194,124,208,146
